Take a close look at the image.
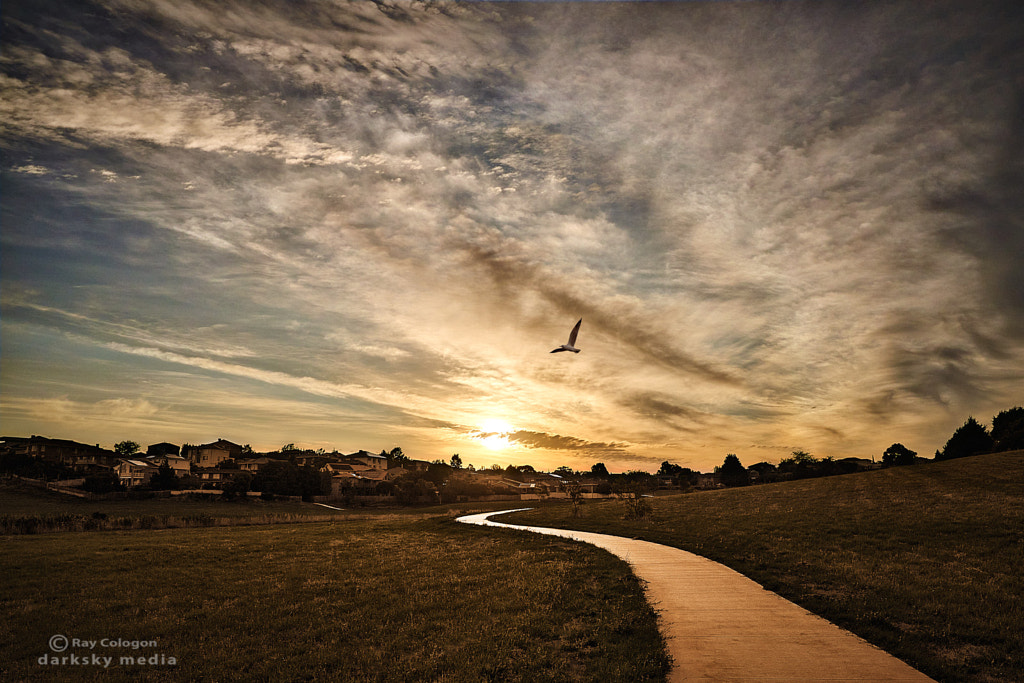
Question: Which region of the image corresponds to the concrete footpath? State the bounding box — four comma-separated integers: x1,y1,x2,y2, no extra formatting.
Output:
457,509,935,683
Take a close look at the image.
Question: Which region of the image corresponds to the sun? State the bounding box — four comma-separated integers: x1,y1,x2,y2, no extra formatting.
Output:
476,419,514,450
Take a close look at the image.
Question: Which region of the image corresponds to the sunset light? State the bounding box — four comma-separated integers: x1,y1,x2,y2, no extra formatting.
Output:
2,1,1022,473
475,420,515,451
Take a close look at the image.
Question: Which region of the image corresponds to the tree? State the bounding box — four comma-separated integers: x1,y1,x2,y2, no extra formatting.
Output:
81,470,125,494
553,466,575,478
114,441,140,457
778,450,818,479
564,479,585,517
148,463,180,491
393,474,438,505
590,462,610,478
450,453,463,470
426,461,453,486
388,447,409,466
222,471,253,500
882,443,918,467
657,461,683,477
937,417,993,460
991,407,1024,452
241,444,254,456
718,454,748,487
748,461,778,484
615,482,652,520
253,461,327,499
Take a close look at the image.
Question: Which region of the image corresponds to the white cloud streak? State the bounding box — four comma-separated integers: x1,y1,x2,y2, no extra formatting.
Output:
3,0,1023,470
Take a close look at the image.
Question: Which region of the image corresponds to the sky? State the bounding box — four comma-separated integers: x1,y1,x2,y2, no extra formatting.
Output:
2,0,1023,473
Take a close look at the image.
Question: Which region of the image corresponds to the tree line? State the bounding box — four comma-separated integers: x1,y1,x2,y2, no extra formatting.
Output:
701,405,1024,488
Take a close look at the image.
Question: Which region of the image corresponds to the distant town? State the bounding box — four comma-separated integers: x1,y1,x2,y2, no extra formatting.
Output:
2,409,1019,504
0,433,872,503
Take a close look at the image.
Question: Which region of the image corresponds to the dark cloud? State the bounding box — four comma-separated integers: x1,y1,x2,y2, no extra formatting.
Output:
503,430,630,457
927,85,1024,336
4,0,1024,467
454,240,742,387
618,393,706,431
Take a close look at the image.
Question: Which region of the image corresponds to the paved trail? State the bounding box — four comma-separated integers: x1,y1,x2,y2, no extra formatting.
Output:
457,509,935,683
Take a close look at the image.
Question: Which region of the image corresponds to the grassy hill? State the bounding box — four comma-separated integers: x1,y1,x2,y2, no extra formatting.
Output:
508,451,1024,683
1,515,669,681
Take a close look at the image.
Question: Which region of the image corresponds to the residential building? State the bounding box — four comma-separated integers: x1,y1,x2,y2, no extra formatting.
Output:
146,442,180,456
696,472,722,489
143,453,191,477
116,459,158,487
1,435,117,470
322,462,361,475
237,457,274,472
194,468,238,489
185,439,242,467
345,450,388,471
331,471,383,495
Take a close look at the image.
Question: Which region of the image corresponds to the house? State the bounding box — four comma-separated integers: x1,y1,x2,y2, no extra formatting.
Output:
2,435,118,470
322,462,360,475
500,478,540,492
405,459,432,472
116,459,159,487
695,472,722,489
194,468,238,489
237,457,274,472
146,442,180,457
565,479,605,494
293,454,328,468
344,450,388,471
185,439,242,467
331,471,384,495
837,457,882,472
144,453,191,478
382,467,410,481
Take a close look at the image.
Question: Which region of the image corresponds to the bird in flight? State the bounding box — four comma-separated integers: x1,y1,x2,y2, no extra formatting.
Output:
551,318,582,354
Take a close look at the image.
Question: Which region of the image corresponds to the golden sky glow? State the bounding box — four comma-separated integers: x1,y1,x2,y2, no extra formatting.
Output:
2,1,1023,472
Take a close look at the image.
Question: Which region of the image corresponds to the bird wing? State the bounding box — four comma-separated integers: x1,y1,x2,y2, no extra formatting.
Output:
566,318,582,346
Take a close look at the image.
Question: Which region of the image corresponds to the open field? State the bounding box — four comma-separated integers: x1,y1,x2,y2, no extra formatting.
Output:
507,451,1024,683
0,483,523,533
1,516,669,681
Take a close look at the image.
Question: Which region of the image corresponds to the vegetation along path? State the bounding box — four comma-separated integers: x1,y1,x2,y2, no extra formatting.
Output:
458,509,935,683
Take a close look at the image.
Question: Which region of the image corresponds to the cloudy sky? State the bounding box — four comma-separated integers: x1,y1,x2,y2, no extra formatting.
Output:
3,0,1022,472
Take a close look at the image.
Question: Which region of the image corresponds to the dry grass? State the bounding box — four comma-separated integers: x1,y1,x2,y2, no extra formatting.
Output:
1,516,670,681
508,451,1024,683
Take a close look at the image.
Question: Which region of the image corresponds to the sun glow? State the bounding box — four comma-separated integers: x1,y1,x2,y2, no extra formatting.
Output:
476,419,514,450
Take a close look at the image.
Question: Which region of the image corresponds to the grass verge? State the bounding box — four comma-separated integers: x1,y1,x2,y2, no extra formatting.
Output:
0,484,525,533
506,451,1024,683
1,516,670,681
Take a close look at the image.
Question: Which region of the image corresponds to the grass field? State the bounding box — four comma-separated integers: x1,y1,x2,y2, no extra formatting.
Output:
506,451,1024,683
0,484,521,533
1,515,669,681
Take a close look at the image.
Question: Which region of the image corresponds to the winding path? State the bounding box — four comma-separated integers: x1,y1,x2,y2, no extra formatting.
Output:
457,509,935,682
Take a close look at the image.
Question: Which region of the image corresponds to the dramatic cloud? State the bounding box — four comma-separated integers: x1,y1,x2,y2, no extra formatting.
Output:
3,1,1023,471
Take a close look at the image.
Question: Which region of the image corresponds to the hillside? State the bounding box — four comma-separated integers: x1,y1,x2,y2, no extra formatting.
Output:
508,451,1024,683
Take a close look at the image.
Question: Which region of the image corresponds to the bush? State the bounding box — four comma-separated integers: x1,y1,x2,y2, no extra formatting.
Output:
992,407,1024,452
82,471,125,493
882,443,917,467
937,417,993,460
615,484,653,520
